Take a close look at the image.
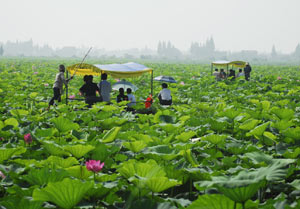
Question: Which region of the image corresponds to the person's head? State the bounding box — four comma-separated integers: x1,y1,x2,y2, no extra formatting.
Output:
101,73,107,80
88,75,93,82
215,69,218,72
59,64,65,72
162,83,168,89
127,88,132,94
220,69,224,72
119,88,124,94
83,75,89,83
239,69,242,72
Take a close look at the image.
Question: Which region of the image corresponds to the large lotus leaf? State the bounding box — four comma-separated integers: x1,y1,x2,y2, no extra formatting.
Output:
175,131,196,142
0,196,43,209
145,177,181,193
44,156,79,168
244,152,274,165
23,167,69,186
282,127,300,140
131,134,153,143
4,118,19,128
42,141,70,157
263,131,277,141
10,109,29,117
13,158,42,167
129,199,177,209
142,145,178,161
35,128,55,138
33,178,94,209
239,119,260,131
51,116,79,133
271,108,294,120
201,134,227,145
272,120,294,131
0,147,26,163
246,122,270,138
186,194,257,209
101,127,121,143
118,159,166,179
91,143,111,161
209,118,228,132
261,101,271,111
64,144,95,158
123,141,147,153
221,108,241,120
65,165,93,179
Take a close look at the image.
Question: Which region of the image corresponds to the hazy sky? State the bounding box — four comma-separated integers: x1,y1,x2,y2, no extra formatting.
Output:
1,0,300,53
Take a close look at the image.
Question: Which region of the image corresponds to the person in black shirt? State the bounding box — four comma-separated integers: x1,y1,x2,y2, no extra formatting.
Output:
79,75,102,107
244,63,252,81
116,88,128,103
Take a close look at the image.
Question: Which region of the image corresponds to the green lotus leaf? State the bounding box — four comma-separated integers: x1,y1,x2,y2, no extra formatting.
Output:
33,178,94,209
12,158,42,167
246,122,270,137
186,194,256,209
261,101,271,111
65,165,93,179
158,123,181,133
221,108,241,120
272,120,294,131
0,147,26,163
179,149,198,167
10,109,29,117
159,115,176,124
35,128,55,138
209,118,228,132
239,119,260,131
263,131,277,141
123,141,147,153
0,196,43,209
4,118,19,128
64,144,95,158
23,167,69,186
289,179,300,190
175,131,196,142
145,177,181,193
42,141,70,156
142,145,178,161
51,116,79,133
282,127,300,140
101,126,121,143
201,134,227,145
118,159,166,179
44,156,79,168
271,108,294,120
283,147,300,159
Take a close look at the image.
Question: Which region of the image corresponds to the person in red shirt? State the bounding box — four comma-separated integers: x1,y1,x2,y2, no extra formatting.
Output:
145,94,153,108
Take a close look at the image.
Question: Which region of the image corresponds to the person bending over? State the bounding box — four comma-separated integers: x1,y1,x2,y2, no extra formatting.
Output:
158,83,172,105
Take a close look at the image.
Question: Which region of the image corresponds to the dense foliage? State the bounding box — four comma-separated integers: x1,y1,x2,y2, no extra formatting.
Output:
0,58,300,209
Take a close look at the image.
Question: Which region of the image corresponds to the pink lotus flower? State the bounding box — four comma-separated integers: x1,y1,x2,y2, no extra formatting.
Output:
277,76,281,80
0,137,4,141
0,171,6,179
69,95,75,99
33,72,38,75
180,81,185,85
297,80,300,82
44,83,49,87
24,133,33,144
86,160,104,173
115,79,120,82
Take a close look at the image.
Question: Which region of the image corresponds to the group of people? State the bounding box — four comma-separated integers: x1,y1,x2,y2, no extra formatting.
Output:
213,63,252,81
47,64,150,109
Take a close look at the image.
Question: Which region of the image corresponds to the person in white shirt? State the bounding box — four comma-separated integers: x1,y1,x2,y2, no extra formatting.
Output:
158,83,172,105
236,69,245,78
126,88,136,107
48,65,72,109
98,73,111,102
213,69,221,81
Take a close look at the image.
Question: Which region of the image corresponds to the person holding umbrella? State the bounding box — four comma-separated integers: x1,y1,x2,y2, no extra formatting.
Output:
158,83,172,105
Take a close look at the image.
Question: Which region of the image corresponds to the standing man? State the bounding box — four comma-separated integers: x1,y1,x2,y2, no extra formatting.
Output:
98,73,111,102
244,63,252,81
48,65,72,110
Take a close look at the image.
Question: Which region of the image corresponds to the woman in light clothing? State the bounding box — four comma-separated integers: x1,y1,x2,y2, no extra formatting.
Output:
158,83,172,105
48,65,72,109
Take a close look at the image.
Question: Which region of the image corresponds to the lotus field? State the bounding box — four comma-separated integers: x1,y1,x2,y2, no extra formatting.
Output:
1,59,300,209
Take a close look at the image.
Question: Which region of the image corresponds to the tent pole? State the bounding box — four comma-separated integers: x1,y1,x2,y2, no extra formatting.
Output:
151,70,153,96
66,70,68,105
211,63,213,76
226,65,229,79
